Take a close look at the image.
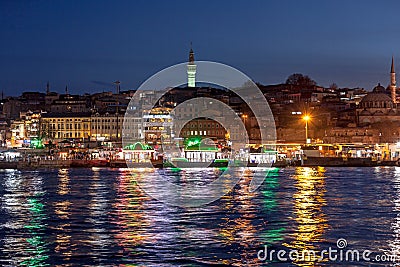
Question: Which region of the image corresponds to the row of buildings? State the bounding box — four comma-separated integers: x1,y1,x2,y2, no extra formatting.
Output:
1,49,400,148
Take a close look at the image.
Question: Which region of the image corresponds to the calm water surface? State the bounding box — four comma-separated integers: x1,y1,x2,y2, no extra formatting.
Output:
0,167,400,266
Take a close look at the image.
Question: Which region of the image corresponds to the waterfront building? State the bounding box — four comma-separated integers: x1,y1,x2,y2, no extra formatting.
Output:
179,118,227,144
322,126,380,144
90,112,124,141
0,118,7,147
9,111,41,147
40,112,91,141
143,107,173,145
9,120,25,147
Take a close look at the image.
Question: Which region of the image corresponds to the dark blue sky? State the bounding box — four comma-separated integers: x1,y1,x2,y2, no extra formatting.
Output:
1,0,400,95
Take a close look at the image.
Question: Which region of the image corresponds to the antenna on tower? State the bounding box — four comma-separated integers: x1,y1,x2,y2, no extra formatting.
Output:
114,80,121,94
188,42,195,63
113,80,121,140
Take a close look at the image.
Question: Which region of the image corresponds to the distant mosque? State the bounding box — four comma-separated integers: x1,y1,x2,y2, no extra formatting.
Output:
357,57,400,125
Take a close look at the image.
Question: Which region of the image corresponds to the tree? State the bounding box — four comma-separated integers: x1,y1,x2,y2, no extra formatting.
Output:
285,73,317,87
329,83,338,90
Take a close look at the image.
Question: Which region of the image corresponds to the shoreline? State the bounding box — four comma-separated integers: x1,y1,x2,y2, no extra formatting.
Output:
0,157,398,170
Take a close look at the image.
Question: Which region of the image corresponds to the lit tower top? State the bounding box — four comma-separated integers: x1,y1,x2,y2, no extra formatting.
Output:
187,44,196,87
390,56,397,104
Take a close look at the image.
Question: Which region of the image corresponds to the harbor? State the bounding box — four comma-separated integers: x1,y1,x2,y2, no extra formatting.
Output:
2,142,400,169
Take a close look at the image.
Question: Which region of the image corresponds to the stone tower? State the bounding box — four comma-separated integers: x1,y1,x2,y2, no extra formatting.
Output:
390,56,396,104
187,44,196,88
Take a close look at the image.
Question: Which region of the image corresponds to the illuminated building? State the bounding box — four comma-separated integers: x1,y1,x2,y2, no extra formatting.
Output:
9,111,41,147
0,118,7,147
180,118,227,144
41,112,135,143
40,112,91,141
10,119,25,147
90,112,124,141
357,59,400,126
187,45,196,87
358,83,396,124
143,107,173,145
24,111,40,140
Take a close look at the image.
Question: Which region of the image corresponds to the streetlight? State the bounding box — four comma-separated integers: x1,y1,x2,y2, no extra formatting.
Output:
303,115,310,144
242,114,248,126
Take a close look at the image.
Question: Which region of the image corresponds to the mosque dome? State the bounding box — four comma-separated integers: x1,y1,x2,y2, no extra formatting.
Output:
372,83,386,93
361,93,392,103
360,83,393,109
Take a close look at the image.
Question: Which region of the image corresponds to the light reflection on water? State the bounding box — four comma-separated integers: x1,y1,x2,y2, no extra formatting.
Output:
0,167,399,266
0,170,49,266
389,167,400,260
284,167,328,267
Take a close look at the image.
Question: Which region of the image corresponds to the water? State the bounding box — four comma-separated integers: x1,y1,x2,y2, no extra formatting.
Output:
0,167,400,266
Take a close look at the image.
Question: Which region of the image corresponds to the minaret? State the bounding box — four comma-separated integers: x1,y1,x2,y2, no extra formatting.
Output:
187,44,196,87
46,81,50,95
391,56,397,104
65,85,69,95
114,80,121,94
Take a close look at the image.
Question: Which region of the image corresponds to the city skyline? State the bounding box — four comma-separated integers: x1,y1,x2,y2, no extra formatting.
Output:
1,1,400,95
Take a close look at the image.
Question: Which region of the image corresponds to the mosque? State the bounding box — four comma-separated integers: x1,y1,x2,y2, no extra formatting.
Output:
357,57,400,125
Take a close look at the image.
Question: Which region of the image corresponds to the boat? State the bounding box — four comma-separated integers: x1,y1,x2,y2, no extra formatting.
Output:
164,158,230,168
70,158,109,167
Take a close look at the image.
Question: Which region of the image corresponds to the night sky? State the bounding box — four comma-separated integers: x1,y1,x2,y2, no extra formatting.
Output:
1,0,400,96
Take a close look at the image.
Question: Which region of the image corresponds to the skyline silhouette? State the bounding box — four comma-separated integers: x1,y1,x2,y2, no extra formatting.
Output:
1,0,399,95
